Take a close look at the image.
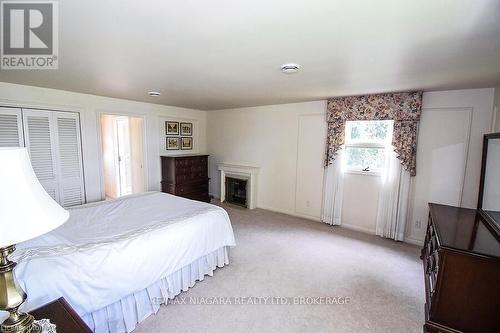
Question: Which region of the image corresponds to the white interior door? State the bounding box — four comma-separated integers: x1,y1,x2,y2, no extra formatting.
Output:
1,107,84,206
22,109,85,206
22,109,60,201
101,114,145,199
115,117,132,196
54,112,85,206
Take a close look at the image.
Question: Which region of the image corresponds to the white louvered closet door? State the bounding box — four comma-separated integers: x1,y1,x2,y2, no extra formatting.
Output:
54,112,85,207
23,109,60,201
0,107,24,147
22,109,85,206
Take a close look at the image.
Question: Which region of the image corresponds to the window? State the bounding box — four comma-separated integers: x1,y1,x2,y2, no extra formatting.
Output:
344,120,394,174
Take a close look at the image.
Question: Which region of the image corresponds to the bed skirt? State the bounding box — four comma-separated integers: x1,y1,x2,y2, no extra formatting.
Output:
81,247,229,333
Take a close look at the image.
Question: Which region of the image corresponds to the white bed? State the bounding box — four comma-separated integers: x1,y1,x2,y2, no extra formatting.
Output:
12,192,236,333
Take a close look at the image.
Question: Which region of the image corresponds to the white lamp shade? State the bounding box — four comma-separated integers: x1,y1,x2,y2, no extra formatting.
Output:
0,147,69,248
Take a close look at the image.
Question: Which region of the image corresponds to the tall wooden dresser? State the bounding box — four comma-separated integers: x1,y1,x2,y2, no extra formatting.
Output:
160,155,210,202
422,203,500,333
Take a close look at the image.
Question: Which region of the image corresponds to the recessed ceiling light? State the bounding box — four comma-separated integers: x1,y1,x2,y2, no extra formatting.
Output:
148,91,161,97
280,63,301,74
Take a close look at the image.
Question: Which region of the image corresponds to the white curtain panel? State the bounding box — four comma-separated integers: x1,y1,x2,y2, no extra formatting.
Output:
375,149,411,241
321,149,344,225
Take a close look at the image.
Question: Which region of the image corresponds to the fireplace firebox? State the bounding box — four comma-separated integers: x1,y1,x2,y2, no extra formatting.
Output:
225,177,247,207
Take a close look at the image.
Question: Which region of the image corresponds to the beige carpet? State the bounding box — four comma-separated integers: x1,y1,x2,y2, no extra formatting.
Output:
134,203,425,333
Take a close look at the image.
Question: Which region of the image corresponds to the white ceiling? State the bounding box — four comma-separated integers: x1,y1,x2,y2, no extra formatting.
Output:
1,0,500,110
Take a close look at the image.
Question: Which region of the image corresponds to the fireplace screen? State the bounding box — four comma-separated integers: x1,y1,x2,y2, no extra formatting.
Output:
225,177,247,207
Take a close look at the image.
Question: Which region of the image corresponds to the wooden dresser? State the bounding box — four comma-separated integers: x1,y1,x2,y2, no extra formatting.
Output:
422,203,500,333
160,155,210,202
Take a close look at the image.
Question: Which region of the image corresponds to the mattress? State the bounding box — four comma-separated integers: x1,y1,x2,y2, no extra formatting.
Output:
13,192,236,316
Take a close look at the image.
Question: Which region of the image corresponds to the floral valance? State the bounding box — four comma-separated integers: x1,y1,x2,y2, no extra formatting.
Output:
326,91,423,176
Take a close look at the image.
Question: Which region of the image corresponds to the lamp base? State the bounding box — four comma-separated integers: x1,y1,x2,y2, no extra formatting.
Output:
0,246,38,333
1,312,37,333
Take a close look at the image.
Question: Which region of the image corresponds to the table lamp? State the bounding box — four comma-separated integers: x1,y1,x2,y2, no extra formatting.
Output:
0,148,69,333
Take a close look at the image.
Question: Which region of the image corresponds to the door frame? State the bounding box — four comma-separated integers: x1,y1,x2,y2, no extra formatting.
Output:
97,111,148,200
115,116,134,197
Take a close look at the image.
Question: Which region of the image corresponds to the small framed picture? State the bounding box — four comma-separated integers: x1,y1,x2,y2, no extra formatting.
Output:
165,121,179,135
180,122,193,136
181,137,193,150
166,137,180,150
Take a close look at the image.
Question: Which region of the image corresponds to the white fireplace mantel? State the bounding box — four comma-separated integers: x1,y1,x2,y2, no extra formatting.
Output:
217,163,260,209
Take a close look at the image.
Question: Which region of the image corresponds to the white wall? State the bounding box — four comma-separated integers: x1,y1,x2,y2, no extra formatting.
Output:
494,84,500,132
207,88,496,244
207,100,382,229
207,101,326,220
129,117,145,194
0,82,207,203
407,88,495,242
341,174,381,234
1,82,494,245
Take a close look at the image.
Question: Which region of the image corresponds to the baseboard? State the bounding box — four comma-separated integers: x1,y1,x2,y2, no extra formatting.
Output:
213,198,421,246
340,222,376,235
256,205,322,222
404,236,424,246
209,197,321,222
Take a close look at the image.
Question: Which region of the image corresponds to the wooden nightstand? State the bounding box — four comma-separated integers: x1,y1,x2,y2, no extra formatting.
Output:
30,298,92,333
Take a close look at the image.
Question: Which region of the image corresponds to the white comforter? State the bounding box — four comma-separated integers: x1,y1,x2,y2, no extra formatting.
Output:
13,192,236,315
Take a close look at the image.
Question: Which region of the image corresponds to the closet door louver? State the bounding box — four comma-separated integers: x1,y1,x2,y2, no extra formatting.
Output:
22,109,85,207
54,112,85,207
0,107,24,147
22,109,60,202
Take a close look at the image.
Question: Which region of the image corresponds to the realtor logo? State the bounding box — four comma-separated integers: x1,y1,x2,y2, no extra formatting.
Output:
1,1,58,69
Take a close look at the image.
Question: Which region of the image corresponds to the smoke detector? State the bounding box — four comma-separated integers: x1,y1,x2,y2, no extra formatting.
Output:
280,63,301,74
147,91,161,97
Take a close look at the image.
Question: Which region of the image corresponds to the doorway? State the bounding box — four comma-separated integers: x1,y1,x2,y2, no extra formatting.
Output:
100,114,145,199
